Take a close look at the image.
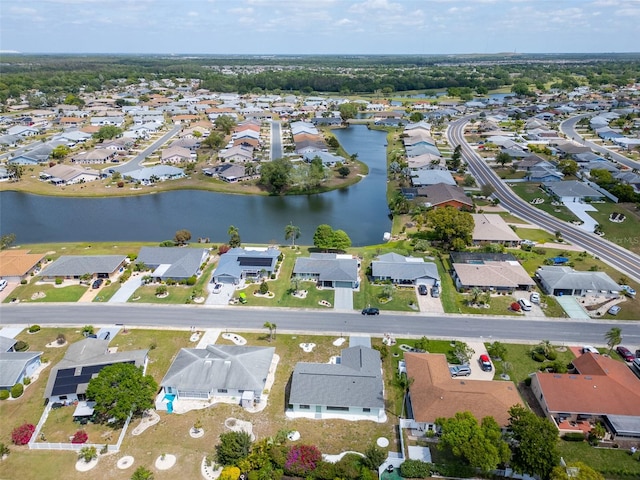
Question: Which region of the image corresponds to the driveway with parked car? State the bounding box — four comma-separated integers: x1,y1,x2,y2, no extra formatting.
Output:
512,291,544,317
415,284,444,314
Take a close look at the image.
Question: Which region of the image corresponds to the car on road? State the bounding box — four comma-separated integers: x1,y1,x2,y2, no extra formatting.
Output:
91,278,103,289
616,346,635,362
430,285,440,298
361,307,380,315
212,283,223,294
529,292,540,304
582,345,599,354
449,365,471,377
418,284,428,296
0,279,7,291
608,305,621,316
479,354,493,372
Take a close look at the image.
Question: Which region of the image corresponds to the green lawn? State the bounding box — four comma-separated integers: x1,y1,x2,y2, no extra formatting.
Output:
557,440,640,479
513,227,557,244
586,201,640,255
491,343,576,383
92,280,121,302
510,183,581,223
4,282,87,303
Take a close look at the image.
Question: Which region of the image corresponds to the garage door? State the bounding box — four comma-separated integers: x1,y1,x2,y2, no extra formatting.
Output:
416,279,435,287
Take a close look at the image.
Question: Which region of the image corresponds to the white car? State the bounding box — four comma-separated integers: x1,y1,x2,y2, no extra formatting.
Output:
0,279,7,291
529,292,540,304
212,283,223,294
582,345,599,354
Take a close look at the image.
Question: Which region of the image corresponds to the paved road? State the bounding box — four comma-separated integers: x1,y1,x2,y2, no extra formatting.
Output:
271,120,283,160
0,140,41,161
1,304,639,348
560,114,640,171
112,124,181,174
447,117,640,286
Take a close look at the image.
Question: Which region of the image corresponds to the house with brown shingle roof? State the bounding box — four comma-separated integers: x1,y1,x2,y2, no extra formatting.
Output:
403,353,524,431
0,250,46,282
531,352,640,438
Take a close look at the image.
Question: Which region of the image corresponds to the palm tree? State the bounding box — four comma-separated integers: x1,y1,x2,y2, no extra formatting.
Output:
284,222,301,248
468,287,482,305
263,322,275,342
604,327,622,353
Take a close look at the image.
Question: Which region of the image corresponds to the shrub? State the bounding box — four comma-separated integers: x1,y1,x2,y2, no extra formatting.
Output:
155,285,168,295
14,340,28,352
119,270,131,283
524,376,532,386
218,244,231,255
270,273,276,279
23,377,31,386
82,325,94,336
11,424,35,445
0,390,10,400
545,349,557,360
0,443,9,458
55,277,63,285
285,444,322,476
563,432,586,442
78,446,97,462
57,333,66,345
117,181,124,188
219,466,240,480
510,302,521,312
20,279,27,285
400,459,433,478
532,351,546,362
186,275,197,286
28,325,41,333
71,430,88,444
259,281,269,295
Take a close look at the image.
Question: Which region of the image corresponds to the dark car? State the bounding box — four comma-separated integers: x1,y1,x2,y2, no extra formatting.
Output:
479,354,493,372
616,346,635,362
430,285,440,298
418,284,428,296
361,307,380,315
91,278,104,289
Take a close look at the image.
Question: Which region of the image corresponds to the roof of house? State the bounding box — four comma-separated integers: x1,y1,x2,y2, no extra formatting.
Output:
41,255,126,277
453,261,535,288
536,266,620,292
411,169,456,187
137,247,208,279
543,180,604,198
72,149,115,161
405,353,523,426
0,336,17,352
450,252,517,264
161,145,192,160
293,253,358,283
0,249,46,277
214,247,280,280
219,145,253,159
161,345,275,393
289,346,384,409
42,164,101,182
421,183,473,208
471,214,521,243
372,253,439,282
43,338,148,398
534,353,640,417
0,351,42,388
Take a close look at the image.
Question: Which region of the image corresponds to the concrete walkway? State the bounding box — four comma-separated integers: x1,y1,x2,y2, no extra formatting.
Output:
562,200,598,232
108,275,143,303
334,287,353,311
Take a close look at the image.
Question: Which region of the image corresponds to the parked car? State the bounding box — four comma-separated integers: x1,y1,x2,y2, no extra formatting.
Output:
518,297,532,311
212,283,223,294
418,284,428,296
582,345,599,354
361,307,380,315
616,346,635,362
91,278,103,289
529,292,540,304
0,279,7,291
479,354,493,372
449,365,471,377
608,305,621,316
620,285,636,298
430,285,440,298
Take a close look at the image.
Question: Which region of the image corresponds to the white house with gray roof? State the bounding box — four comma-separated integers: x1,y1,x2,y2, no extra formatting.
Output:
536,266,620,297
543,180,604,203
287,346,386,422
0,351,43,391
137,247,209,281
212,247,280,284
41,255,127,281
160,345,275,409
371,253,439,286
293,253,359,288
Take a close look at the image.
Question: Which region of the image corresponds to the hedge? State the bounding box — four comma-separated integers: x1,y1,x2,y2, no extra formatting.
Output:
562,432,586,442
11,383,24,398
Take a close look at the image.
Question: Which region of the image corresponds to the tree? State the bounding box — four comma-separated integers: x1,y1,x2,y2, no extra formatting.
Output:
496,152,512,167
202,131,225,150
487,341,507,360
264,321,275,342
284,222,300,247
86,363,158,425
313,224,335,251
452,341,475,364
216,431,252,466
332,229,352,250
131,466,154,480
448,145,462,171
93,125,123,141
436,412,510,473
338,103,358,121
78,446,97,463
508,405,560,480
51,144,71,159
362,444,387,470
214,115,236,135
481,183,495,197
259,157,292,194
1,233,16,250
604,327,621,353
173,229,191,245
426,207,474,249
227,225,241,248
558,159,579,176
551,462,604,480
409,111,424,123
337,165,350,178
6,164,23,181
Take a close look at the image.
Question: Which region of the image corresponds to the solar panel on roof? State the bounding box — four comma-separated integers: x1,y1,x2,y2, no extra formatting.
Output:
57,368,76,377
238,257,272,267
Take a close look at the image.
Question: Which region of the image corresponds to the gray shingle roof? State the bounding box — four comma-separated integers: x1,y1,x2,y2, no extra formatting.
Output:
293,254,358,282
0,351,42,388
372,254,439,282
137,247,209,279
537,266,620,292
0,335,17,352
213,247,280,281
289,346,384,409
42,255,126,277
543,180,603,198
161,345,275,393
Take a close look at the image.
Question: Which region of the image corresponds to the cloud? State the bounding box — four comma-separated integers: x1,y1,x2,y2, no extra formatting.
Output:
187,11,199,17
9,6,38,14
349,0,404,14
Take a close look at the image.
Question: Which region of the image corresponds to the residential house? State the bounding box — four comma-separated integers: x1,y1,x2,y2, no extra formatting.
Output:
407,184,473,210
410,169,456,187
43,338,148,403
40,164,101,185
287,346,386,422
531,353,640,438
137,247,209,281
219,146,254,163
0,336,17,352
0,250,46,282
0,351,43,391
7,155,40,166
7,125,39,137
527,165,564,182
450,252,535,292
302,151,344,167
371,253,439,286
536,266,620,297
169,138,200,152
543,180,604,203
41,255,126,281
212,247,280,284
124,165,186,184
161,145,194,163
312,116,342,126
293,253,359,289
403,353,524,432
204,164,251,183
90,116,124,127
471,214,521,246
72,149,117,164
159,345,275,409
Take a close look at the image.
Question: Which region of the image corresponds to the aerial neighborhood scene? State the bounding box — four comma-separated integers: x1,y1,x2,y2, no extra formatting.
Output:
1,1,640,480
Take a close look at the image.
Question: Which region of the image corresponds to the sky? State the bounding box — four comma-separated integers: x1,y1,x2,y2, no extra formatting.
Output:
1,0,639,55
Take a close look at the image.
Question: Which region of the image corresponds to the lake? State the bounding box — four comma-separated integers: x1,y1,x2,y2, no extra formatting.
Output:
0,125,391,246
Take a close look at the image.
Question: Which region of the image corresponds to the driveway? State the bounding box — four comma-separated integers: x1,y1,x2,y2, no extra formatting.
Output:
511,291,544,317
206,282,235,305
108,275,143,303
0,281,19,302
415,286,444,314
561,200,598,232
334,287,353,311
465,340,495,381
113,125,181,174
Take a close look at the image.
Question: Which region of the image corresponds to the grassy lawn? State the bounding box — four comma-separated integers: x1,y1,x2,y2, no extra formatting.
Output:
129,284,193,304
512,227,557,244
495,211,531,224
92,281,121,303
493,167,527,180
557,440,640,479
586,201,640,255
510,183,581,223
491,343,576,383
4,282,87,303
